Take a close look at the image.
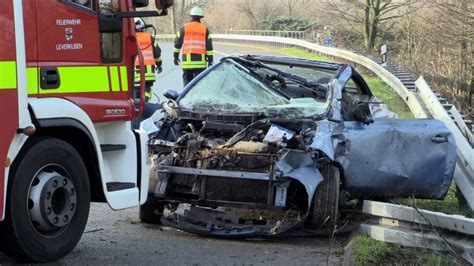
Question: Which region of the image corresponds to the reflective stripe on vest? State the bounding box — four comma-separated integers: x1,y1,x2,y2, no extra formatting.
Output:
181,54,207,69
134,65,156,82
182,22,207,55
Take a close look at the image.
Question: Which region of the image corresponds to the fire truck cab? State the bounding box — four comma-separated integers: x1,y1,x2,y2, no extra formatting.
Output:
0,0,171,262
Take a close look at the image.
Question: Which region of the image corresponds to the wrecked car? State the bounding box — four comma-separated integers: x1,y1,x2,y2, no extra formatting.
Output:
139,55,456,237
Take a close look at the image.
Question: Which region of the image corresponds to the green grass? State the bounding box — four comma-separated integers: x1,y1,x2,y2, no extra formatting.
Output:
364,75,413,119
398,184,474,218
353,234,457,265
277,47,413,118
277,47,333,62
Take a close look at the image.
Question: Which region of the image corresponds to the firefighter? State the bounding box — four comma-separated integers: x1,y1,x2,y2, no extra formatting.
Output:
173,6,213,86
134,18,162,102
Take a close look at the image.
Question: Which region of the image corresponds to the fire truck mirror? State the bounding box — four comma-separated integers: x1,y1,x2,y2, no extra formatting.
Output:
133,0,149,8
99,12,123,33
155,0,173,13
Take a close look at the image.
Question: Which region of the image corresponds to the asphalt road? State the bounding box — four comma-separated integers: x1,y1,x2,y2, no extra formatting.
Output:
0,43,350,265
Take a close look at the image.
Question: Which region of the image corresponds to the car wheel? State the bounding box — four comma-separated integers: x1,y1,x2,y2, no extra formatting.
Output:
311,164,340,232
1,137,90,262
139,195,164,224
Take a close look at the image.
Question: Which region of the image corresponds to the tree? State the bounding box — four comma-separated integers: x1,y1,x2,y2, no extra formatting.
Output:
424,1,473,112
234,0,279,28
322,0,409,52
282,0,312,17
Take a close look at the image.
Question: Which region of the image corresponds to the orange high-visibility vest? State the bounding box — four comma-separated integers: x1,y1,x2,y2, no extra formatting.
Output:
182,22,207,55
135,32,155,66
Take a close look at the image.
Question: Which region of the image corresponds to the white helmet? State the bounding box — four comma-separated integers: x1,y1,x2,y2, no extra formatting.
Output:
134,18,145,31
190,6,204,18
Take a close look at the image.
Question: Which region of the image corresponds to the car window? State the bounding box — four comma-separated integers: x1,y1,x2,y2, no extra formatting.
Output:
179,62,331,118
62,0,94,10
99,0,122,63
343,78,370,104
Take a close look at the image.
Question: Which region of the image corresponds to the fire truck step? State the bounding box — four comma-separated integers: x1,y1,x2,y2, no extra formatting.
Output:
106,182,135,192
100,144,126,152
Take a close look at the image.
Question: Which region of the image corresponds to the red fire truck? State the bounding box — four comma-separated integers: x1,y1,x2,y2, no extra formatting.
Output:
0,0,172,262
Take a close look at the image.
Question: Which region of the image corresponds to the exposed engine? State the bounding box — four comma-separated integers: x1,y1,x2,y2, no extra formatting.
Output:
149,118,316,206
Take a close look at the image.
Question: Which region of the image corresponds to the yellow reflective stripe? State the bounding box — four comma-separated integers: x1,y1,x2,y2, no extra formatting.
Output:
173,47,180,53
39,66,109,94
134,65,156,81
182,54,206,69
120,66,129,92
176,31,181,38
182,64,207,69
0,61,17,89
27,67,39,94
207,51,214,56
109,67,120,92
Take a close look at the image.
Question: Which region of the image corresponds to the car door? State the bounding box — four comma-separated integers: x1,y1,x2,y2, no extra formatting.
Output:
333,67,457,199
341,120,456,199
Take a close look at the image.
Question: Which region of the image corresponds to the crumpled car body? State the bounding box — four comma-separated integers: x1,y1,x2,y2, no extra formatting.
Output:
143,55,456,237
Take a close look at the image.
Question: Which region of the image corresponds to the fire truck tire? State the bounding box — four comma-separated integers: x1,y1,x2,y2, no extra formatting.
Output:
1,137,90,262
139,195,164,224
310,164,340,232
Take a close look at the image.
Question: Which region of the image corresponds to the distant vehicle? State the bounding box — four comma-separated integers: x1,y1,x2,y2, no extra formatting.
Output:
140,55,457,237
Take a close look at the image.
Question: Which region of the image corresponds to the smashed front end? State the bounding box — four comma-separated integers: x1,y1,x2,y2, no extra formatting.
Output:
148,117,336,237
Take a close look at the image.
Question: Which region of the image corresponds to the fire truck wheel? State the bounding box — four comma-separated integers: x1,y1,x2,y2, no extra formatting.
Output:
2,137,90,262
139,195,164,224
310,164,340,233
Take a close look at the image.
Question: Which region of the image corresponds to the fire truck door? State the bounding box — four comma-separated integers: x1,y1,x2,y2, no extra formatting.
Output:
35,0,133,123
0,1,20,219
36,0,100,86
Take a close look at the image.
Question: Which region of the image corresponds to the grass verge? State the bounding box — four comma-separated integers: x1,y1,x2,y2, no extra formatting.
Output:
398,184,474,218
277,47,413,118
352,234,457,265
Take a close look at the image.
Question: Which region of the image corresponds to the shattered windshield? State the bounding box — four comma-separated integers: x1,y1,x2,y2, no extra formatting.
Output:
179,61,331,118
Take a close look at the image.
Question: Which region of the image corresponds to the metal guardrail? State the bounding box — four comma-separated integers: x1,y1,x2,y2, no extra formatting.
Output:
157,33,473,210
362,200,474,264
222,30,308,40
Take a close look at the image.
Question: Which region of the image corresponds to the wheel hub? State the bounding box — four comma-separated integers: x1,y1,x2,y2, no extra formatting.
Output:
29,169,77,234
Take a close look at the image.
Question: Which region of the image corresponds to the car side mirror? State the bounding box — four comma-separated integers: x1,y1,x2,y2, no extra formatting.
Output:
348,102,374,125
155,0,173,16
164,89,179,100
156,0,174,9
133,0,149,8
99,12,123,33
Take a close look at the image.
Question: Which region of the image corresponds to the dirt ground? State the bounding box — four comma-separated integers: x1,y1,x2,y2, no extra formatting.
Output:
0,203,350,265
